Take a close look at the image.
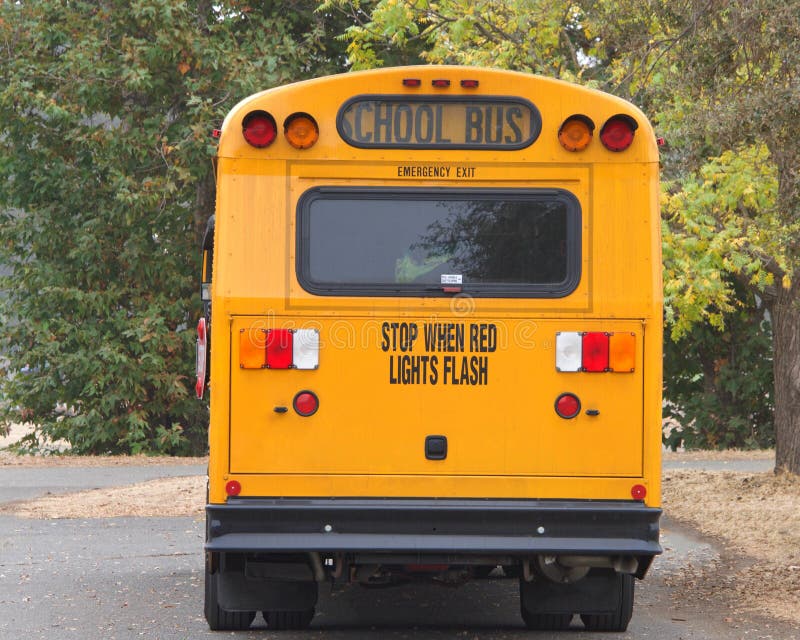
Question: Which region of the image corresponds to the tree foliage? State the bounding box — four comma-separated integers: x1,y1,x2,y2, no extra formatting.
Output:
328,0,795,460
319,0,607,82
0,1,346,454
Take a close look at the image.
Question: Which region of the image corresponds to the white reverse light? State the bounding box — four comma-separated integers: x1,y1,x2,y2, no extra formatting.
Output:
555,332,582,372
293,328,320,370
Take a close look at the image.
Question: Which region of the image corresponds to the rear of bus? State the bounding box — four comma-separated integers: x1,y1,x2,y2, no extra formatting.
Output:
200,66,662,631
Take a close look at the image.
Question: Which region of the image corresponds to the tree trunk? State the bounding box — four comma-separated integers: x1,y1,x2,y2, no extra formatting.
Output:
772,277,800,474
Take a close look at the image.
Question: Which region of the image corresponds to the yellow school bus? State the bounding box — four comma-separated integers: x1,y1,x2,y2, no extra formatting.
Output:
198,66,662,632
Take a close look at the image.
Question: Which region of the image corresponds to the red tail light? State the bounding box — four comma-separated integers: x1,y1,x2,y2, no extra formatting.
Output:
599,115,637,152
242,110,277,148
582,332,609,372
266,329,293,369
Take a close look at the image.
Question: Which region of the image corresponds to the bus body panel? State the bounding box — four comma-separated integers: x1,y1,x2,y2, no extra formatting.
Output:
202,66,662,629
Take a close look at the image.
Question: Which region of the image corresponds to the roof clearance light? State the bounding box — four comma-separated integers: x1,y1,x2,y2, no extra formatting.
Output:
402,78,422,87
609,332,636,372
599,114,638,152
582,332,610,372
432,79,451,88
558,115,595,152
555,393,581,419
555,332,582,372
293,328,320,370
460,79,479,88
284,112,319,149
266,328,293,369
242,110,277,148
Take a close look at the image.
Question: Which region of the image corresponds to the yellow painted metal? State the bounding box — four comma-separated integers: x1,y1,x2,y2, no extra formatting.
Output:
206,66,662,509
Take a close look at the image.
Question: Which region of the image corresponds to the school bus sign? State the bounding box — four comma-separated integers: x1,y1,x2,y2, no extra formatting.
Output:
337,95,542,150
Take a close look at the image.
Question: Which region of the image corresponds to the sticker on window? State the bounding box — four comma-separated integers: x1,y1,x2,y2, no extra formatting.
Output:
441,274,463,285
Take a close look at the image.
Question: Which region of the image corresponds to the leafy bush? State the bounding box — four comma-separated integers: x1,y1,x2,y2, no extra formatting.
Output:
663,288,774,450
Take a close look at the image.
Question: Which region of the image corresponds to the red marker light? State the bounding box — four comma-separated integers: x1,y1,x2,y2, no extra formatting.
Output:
242,110,277,148
402,78,421,87
631,484,647,501
226,480,242,496
432,79,451,88
293,390,319,417
555,393,581,419
460,79,479,88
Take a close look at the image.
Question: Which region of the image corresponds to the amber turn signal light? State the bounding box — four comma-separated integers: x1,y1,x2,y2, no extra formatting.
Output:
284,113,319,149
558,115,594,152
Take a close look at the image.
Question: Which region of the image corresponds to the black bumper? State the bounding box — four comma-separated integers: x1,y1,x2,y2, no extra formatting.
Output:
206,498,661,575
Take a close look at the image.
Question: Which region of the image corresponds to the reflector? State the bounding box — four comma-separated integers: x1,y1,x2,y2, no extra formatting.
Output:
555,393,581,419
266,329,293,369
631,484,647,501
582,332,609,372
293,390,319,417
226,480,242,496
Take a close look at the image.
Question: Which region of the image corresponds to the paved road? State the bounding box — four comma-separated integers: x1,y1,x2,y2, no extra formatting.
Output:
0,464,206,504
0,459,792,640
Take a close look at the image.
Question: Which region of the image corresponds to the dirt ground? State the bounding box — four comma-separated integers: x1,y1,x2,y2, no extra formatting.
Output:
1,448,798,627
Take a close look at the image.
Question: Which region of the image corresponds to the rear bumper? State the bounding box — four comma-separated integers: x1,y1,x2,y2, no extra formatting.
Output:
206,498,661,576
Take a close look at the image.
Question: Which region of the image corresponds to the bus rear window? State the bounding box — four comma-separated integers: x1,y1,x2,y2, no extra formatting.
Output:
297,188,581,298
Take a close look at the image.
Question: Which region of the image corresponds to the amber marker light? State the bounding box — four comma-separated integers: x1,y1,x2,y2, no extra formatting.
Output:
284,113,319,149
558,115,594,151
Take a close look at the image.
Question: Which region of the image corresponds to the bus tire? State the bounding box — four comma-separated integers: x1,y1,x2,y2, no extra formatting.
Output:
580,573,634,632
204,569,256,631
263,608,315,630
520,611,573,630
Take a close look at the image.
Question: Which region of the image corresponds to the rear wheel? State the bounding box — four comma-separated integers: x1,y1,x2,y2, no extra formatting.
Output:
520,611,573,630
263,608,315,630
204,568,256,631
580,573,635,632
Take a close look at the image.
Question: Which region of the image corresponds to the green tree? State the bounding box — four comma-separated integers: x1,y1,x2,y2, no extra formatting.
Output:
328,0,792,467
599,1,800,472
0,1,346,454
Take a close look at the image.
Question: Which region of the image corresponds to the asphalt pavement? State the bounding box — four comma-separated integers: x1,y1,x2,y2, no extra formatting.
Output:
0,455,792,640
